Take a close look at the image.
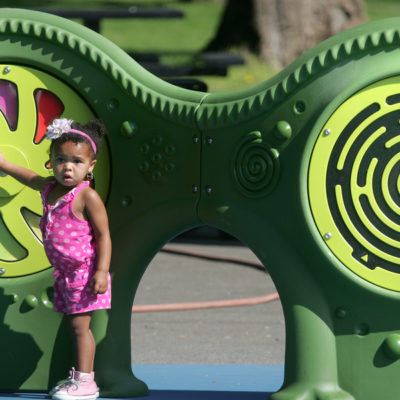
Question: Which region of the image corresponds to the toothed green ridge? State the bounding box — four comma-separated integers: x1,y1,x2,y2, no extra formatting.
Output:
196,18,400,130
0,9,202,127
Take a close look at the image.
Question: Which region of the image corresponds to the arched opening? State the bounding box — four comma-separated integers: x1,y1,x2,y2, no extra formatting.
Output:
130,226,285,394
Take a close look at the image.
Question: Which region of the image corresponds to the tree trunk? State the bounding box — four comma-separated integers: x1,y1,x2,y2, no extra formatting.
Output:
206,0,366,70
205,1,261,53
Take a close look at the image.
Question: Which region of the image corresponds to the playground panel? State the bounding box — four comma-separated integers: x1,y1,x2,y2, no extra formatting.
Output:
1,7,400,400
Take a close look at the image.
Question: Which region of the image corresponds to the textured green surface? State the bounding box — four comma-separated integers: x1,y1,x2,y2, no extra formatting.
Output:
2,7,400,400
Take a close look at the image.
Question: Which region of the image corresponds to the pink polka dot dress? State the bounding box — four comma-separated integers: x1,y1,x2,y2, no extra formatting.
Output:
40,180,111,314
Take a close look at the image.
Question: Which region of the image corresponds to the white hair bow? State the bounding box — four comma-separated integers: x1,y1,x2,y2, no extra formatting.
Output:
46,118,73,140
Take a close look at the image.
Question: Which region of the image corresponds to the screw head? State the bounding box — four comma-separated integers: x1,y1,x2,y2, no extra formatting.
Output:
107,98,119,111
0,268,5,275
3,66,10,74
324,232,332,240
323,129,331,136
206,186,212,194
192,185,199,193
193,136,199,144
121,196,132,207
207,137,213,144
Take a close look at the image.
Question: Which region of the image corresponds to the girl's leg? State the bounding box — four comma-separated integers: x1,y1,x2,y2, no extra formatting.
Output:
68,312,95,373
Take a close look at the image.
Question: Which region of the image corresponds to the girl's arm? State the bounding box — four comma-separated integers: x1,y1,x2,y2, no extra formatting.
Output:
0,153,49,191
83,188,112,294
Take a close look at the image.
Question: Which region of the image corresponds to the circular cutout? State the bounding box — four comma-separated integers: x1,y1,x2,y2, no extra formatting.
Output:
294,100,306,114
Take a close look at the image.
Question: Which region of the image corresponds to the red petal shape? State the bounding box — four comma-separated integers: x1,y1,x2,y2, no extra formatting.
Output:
34,89,64,144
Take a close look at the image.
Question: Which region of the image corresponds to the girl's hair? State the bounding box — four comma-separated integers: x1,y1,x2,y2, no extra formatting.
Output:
49,119,107,159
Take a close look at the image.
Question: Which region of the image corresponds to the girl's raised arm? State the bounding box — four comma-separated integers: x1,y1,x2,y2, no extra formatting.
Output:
0,152,49,191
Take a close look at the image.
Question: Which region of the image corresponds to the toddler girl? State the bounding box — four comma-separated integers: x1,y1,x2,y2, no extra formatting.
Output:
0,118,111,400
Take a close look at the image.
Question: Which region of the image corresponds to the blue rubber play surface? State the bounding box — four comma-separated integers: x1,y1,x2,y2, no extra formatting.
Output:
0,365,284,399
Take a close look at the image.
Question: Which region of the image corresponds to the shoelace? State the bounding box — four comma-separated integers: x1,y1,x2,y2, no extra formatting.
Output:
58,379,78,390
62,376,91,392
52,369,76,392
67,381,80,392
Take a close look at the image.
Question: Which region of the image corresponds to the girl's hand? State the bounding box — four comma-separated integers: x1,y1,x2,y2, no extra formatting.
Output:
90,270,108,294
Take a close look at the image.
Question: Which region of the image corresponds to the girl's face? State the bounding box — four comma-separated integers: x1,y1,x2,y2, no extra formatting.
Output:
50,141,96,188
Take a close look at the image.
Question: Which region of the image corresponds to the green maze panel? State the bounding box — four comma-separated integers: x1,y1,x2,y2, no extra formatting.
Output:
309,76,400,291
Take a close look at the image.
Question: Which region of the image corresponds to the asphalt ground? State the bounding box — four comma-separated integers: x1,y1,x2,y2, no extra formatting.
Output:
130,228,286,365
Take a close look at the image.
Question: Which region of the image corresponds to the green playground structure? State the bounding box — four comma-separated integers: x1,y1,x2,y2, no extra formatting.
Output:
2,7,400,399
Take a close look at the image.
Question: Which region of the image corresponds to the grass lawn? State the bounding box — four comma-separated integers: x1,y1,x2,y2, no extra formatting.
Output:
365,0,400,21
4,0,400,93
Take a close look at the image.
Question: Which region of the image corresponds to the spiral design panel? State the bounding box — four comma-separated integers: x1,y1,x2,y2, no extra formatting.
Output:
232,131,279,198
309,76,400,291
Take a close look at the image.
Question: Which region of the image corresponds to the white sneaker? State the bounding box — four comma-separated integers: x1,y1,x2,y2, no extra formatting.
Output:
52,370,99,400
